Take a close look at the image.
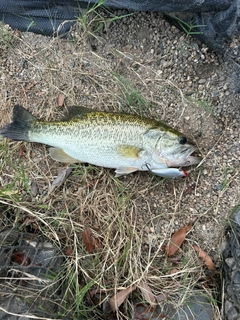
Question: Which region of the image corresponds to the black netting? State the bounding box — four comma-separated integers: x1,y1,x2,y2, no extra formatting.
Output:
0,229,67,319
0,0,239,53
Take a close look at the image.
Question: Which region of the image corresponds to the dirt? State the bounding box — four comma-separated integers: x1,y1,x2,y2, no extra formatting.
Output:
0,9,239,319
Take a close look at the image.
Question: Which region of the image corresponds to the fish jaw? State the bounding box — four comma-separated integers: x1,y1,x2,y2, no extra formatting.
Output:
165,145,201,168
184,155,202,166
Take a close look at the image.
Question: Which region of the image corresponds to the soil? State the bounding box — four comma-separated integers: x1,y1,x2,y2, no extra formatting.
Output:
0,9,239,319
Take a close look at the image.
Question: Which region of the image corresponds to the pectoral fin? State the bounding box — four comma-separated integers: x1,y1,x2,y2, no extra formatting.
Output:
117,145,143,158
115,166,139,177
49,147,81,164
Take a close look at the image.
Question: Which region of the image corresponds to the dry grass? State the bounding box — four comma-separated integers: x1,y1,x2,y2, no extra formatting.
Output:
0,179,221,318
0,10,234,319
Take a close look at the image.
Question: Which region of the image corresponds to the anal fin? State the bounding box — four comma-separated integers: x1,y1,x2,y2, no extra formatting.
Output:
49,147,81,164
115,166,139,177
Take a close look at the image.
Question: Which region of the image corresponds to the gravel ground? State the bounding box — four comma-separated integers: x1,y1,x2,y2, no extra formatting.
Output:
0,9,239,319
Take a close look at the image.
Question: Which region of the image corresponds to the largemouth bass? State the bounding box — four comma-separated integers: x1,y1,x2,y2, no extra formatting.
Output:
0,105,201,178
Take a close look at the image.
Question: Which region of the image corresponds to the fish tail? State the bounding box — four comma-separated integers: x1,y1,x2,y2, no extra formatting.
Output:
0,105,36,141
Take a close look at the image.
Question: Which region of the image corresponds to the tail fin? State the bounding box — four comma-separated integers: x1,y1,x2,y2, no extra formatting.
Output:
0,105,36,142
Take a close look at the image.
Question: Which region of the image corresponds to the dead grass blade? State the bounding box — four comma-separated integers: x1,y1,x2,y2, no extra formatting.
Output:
57,92,65,106
11,251,31,266
48,166,73,193
82,227,103,253
82,227,95,253
155,292,168,303
193,245,216,272
108,284,136,312
166,225,192,256
138,280,156,306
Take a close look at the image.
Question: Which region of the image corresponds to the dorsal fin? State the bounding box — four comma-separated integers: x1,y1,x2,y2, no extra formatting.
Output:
62,106,94,121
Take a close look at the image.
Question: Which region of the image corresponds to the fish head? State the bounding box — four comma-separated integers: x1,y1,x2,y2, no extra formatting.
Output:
154,131,201,168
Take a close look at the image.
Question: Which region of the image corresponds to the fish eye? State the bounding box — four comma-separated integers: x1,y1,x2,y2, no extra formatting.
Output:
178,136,188,145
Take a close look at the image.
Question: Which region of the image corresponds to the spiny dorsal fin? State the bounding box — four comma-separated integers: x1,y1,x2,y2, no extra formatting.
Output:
62,106,94,121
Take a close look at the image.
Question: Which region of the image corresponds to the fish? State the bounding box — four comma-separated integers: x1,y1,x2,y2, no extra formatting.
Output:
0,105,201,178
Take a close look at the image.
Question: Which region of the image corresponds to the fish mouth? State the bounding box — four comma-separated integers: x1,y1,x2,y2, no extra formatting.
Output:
167,145,201,167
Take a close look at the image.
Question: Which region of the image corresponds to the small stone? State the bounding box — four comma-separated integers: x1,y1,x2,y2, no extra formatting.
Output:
225,257,235,269
224,300,233,313
233,271,240,284
235,248,240,258
214,129,221,135
199,79,206,84
228,306,240,319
